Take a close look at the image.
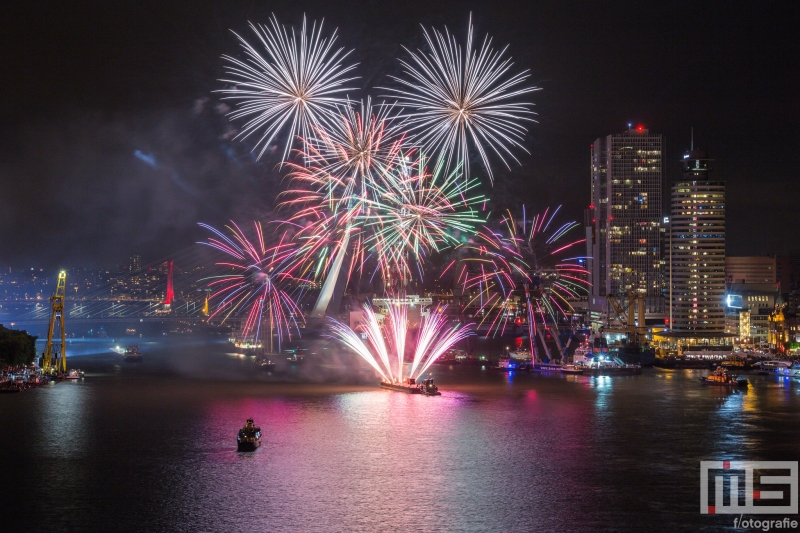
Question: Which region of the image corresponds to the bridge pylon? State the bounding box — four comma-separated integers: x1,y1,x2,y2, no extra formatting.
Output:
42,270,67,374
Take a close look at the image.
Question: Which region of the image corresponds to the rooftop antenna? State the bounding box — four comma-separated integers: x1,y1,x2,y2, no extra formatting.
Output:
691,127,694,150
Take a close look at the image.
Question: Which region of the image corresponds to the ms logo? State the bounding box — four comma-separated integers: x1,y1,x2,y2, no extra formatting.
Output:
700,461,798,514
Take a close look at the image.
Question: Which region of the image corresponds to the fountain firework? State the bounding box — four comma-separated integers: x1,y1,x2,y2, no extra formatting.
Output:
328,302,472,383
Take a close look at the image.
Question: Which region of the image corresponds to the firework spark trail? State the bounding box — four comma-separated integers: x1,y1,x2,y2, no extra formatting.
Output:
385,300,407,381
219,15,359,162
329,302,472,382
198,222,306,351
364,157,485,279
280,110,483,301
278,99,407,305
327,319,391,382
453,206,590,339
382,15,539,182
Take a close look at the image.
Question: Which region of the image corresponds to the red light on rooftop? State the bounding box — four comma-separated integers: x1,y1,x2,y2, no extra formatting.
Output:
637,125,644,132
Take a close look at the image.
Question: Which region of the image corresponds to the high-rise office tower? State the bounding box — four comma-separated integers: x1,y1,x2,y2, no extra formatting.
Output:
588,126,664,314
130,254,141,273
669,149,726,334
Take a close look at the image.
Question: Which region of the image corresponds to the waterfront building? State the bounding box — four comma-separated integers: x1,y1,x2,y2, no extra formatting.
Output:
724,284,776,347
668,149,726,334
725,256,776,285
588,126,664,315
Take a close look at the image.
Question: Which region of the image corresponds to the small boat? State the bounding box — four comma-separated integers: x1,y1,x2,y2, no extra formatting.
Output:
585,355,642,376
237,418,262,452
256,356,276,371
495,357,519,371
560,364,584,375
700,367,748,387
753,360,792,375
123,346,143,362
59,369,83,380
419,376,441,396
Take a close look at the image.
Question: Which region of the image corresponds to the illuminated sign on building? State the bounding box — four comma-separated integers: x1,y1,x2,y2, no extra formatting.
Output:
726,294,743,309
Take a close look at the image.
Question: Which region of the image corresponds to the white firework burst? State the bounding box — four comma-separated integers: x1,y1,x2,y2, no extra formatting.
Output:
218,15,359,161
382,15,539,182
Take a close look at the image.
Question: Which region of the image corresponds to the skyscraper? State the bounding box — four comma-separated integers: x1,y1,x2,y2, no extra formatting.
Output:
588,126,664,314
130,254,141,273
669,149,726,334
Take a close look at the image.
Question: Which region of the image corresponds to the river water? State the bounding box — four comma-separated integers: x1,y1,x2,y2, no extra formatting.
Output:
2,335,800,532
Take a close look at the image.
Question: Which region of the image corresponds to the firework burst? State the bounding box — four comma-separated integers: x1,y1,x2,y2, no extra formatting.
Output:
451,206,589,343
219,15,359,162
382,15,538,182
199,221,305,351
364,156,485,280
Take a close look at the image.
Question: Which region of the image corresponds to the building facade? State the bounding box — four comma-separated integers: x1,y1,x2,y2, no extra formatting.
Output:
669,149,726,334
725,256,776,285
724,285,776,346
589,126,664,313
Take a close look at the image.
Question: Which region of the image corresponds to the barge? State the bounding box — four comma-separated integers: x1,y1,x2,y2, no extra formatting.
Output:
380,376,441,395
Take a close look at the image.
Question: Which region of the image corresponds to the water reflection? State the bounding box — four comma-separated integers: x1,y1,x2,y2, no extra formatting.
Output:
5,343,800,533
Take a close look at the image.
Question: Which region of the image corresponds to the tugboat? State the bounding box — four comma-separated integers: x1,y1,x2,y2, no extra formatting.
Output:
700,367,748,387
237,418,262,452
419,376,441,396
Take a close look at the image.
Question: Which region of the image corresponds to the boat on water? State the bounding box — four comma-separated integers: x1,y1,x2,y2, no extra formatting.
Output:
237,418,262,452
255,356,277,371
753,360,793,375
380,376,442,395
495,357,520,371
230,336,262,355
700,367,748,387
773,363,800,377
58,369,84,380
123,346,143,362
419,377,441,396
532,362,563,372
380,379,422,393
585,355,642,376
572,345,592,366
560,364,584,375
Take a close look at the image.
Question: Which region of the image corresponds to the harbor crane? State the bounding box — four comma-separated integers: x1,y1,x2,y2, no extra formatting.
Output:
602,291,647,342
42,270,67,374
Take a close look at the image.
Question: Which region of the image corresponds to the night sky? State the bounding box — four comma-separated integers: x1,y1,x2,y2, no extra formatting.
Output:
2,0,798,268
